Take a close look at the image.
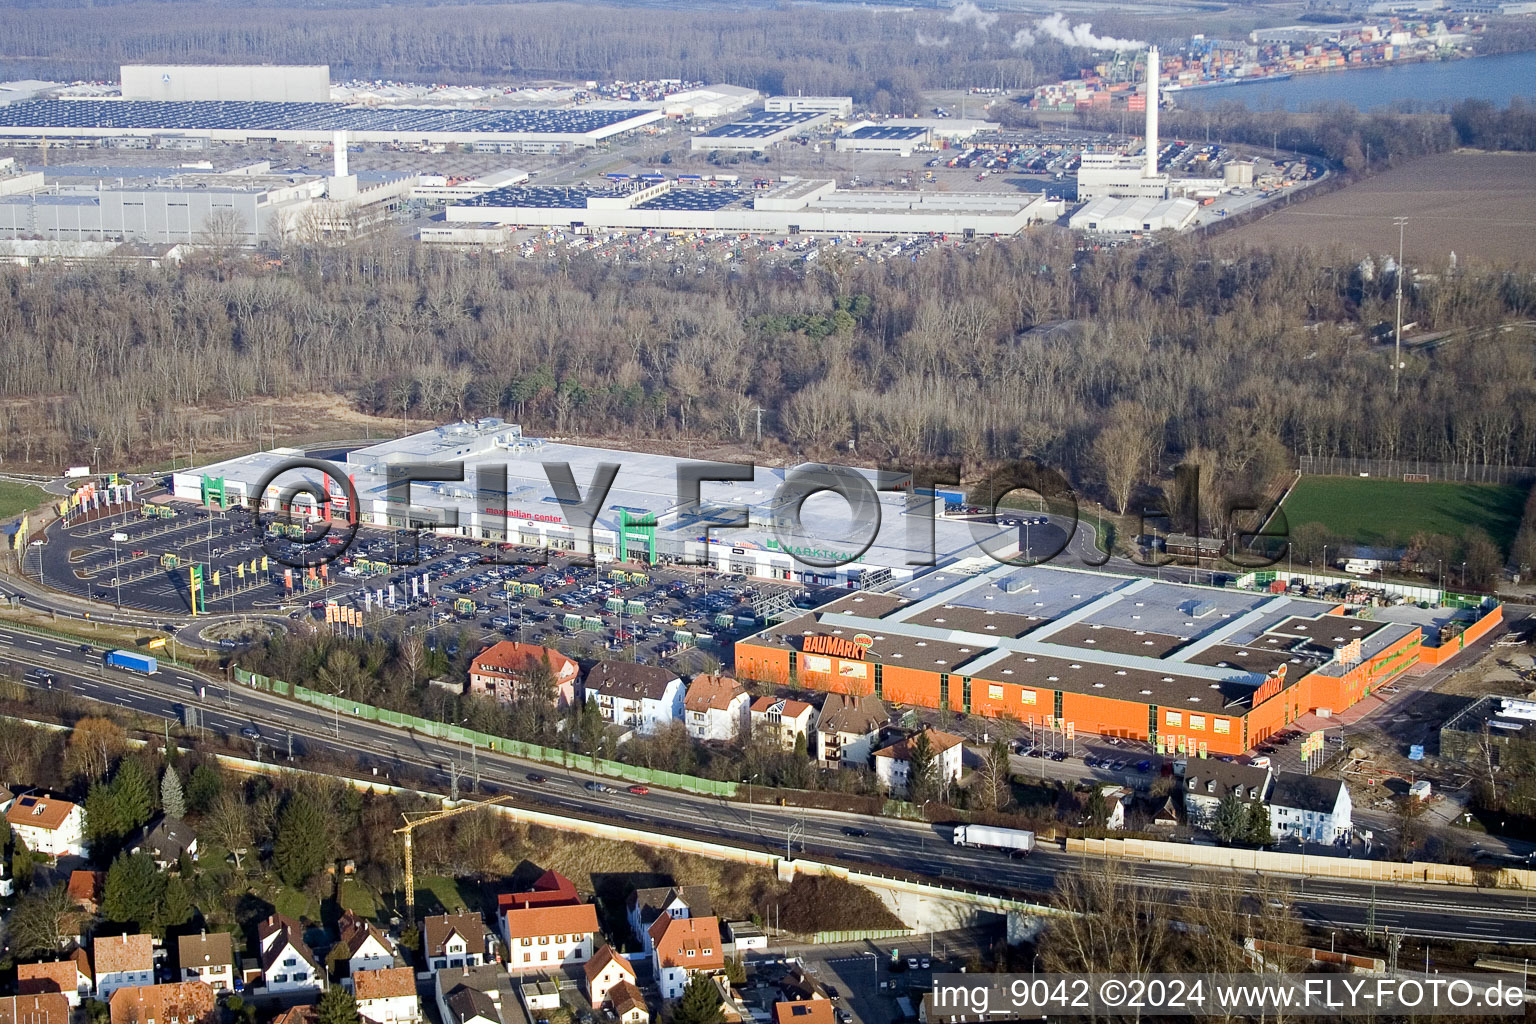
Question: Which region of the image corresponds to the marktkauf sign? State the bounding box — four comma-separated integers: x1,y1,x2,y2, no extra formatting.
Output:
802,634,869,660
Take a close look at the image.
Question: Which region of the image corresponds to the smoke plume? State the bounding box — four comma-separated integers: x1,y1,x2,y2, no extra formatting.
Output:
1011,13,1145,52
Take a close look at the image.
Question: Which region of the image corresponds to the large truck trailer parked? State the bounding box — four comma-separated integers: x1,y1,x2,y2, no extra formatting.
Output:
105,650,157,675
952,824,1035,854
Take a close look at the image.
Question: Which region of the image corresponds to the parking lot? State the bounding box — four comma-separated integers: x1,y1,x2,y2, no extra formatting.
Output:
38,490,834,669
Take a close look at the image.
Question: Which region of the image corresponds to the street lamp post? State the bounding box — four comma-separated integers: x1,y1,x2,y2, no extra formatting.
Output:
1393,217,1407,397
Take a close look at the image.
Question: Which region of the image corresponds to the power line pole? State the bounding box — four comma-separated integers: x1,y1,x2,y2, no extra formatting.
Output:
1393,216,1407,396
753,406,765,446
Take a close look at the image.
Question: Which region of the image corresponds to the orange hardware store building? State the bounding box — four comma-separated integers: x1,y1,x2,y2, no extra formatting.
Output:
735,566,1490,757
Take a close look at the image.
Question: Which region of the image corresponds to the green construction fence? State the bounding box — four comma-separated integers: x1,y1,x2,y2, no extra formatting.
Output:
233,667,738,797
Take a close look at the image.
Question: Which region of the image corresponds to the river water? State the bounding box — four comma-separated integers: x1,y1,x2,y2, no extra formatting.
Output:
1169,48,1536,111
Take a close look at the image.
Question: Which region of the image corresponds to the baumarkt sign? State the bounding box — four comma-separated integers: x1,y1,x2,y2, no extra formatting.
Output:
803,634,868,660
766,539,858,563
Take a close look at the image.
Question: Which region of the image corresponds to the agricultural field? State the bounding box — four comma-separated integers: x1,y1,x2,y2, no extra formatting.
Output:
1220,152,1536,267
1280,475,1529,552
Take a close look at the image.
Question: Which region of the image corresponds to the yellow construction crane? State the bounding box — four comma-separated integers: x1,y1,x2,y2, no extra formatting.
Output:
395,794,514,926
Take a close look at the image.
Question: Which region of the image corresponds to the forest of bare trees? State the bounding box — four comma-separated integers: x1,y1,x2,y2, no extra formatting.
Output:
0,231,1533,518
0,3,1100,108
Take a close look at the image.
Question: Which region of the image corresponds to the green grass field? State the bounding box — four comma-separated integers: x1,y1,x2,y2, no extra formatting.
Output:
1281,476,1530,553
0,480,48,520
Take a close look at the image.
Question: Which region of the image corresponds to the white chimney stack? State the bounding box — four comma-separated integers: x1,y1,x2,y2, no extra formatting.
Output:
1144,46,1160,179
333,130,348,178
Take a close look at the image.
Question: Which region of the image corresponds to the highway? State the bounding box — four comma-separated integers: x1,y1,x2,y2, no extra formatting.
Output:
1,622,1533,946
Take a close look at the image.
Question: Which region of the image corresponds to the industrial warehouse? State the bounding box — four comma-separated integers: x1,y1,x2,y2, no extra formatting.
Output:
171,418,1022,586
734,565,1505,756
0,145,414,246
0,90,663,150
443,176,1059,237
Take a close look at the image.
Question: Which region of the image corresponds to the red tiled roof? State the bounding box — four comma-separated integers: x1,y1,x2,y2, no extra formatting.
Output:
94,934,153,977
498,869,579,912
773,1001,834,1024
873,727,964,760
0,993,71,1024
17,961,83,997
750,696,813,718
6,795,78,832
684,675,745,713
353,968,417,1002
504,903,598,942
471,642,577,682
609,980,647,1018
108,982,215,1024
583,945,636,989
648,915,724,971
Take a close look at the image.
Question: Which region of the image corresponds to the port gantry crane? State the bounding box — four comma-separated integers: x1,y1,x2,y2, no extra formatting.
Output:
395,794,514,926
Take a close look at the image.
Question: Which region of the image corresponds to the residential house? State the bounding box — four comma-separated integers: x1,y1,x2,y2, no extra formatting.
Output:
0,785,13,813
0,993,71,1024
108,982,216,1024
435,964,526,1024
648,914,724,1001
583,662,685,736
353,968,421,1024
126,816,197,870
871,728,964,796
583,945,636,1008
94,933,154,999
256,914,325,995
0,849,9,898
626,885,712,957
1100,786,1129,831
1151,796,1181,828
772,964,827,1004
175,933,234,993
815,694,887,769
497,869,579,914
608,981,649,1024
749,697,817,751
335,911,398,977
17,953,92,1007
468,642,579,709
443,989,516,1024
684,675,749,742
68,870,103,913
1183,762,1272,831
502,903,599,974
1269,772,1353,843
272,1008,317,1024
6,794,86,858
774,1002,834,1024
423,912,493,972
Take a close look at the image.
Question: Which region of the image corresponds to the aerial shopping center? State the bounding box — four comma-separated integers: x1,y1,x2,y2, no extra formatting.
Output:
733,564,1503,757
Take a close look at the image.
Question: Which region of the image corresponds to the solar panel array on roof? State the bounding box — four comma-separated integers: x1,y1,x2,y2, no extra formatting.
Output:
696,109,819,140
455,185,628,210
843,125,927,140
0,100,651,136
633,188,750,211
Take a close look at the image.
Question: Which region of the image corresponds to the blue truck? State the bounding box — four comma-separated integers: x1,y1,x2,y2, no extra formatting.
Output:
105,649,157,675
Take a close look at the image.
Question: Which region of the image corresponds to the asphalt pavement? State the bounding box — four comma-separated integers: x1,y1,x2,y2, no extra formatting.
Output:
1,621,1532,946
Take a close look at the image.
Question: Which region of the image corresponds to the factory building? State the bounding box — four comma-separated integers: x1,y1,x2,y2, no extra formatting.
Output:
661,84,761,119
690,110,832,152
0,153,414,247
1070,196,1199,234
735,565,1452,757
120,65,331,104
0,101,664,150
764,96,854,117
1074,46,1170,202
834,124,932,156
442,177,1057,237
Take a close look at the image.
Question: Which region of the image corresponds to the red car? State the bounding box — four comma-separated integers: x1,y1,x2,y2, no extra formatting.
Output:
628,785,650,796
